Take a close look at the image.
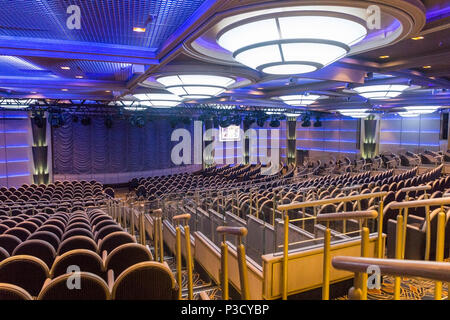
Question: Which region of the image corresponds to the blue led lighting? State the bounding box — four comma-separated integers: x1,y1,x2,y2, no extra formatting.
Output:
0,173,30,178
297,147,358,154
0,145,29,148
297,128,357,132
0,130,28,134
296,138,357,143
0,159,29,164
0,115,29,119
380,142,440,147
381,130,440,133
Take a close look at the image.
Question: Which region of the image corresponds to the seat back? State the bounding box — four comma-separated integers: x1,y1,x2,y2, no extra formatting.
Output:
13,239,56,268
51,249,104,278
0,283,33,300
0,255,49,296
106,243,153,278
58,235,98,255
112,262,177,300
38,272,110,300
0,234,22,255
98,231,135,255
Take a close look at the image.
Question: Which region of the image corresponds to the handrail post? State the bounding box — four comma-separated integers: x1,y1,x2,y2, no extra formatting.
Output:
434,211,445,300
377,198,384,258
322,225,331,300
216,226,249,300
360,227,369,300
173,213,193,300
394,214,403,300
130,200,135,236
220,233,229,300
425,204,431,261
282,209,289,300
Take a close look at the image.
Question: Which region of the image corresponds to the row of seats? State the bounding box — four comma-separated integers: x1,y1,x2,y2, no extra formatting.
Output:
0,180,110,210
0,208,177,300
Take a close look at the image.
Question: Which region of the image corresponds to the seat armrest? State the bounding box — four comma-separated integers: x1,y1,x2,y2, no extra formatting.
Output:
101,250,108,271
107,269,115,292
408,214,425,225
38,278,52,297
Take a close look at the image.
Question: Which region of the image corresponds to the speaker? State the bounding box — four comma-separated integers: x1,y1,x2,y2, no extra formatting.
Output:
441,113,448,140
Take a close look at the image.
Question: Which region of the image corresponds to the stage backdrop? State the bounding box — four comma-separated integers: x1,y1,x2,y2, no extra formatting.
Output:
52,116,197,184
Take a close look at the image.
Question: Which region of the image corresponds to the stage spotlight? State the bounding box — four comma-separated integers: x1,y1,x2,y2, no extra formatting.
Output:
135,115,145,128
313,116,322,127
269,118,281,127
32,114,45,128
81,116,91,126
243,116,255,128
48,112,63,128
301,114,311,127
104,116,113,129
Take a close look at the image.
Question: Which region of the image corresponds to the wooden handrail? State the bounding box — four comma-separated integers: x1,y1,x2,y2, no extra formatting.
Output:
278,192,388,211
389,197,450,209
173,213,191,221
401,185,431,193
332,256,450,282
150,208,163,216
316,210,378,222
216,226,248,237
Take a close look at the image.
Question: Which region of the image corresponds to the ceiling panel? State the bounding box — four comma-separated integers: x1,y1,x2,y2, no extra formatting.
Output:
0,0,208,49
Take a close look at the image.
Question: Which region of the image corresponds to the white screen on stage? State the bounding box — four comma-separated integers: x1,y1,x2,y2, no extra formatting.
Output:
219,125,240,142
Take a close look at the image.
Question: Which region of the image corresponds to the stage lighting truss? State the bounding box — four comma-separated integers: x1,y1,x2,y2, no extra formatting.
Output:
352,84,410,100
156,74,236,100
217,12,367,75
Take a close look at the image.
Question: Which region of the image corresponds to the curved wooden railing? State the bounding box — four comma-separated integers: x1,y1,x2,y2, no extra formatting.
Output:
332,256,450,300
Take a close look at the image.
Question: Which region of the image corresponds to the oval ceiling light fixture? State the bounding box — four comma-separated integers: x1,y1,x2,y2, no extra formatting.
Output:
398,112,420,118
133,93,182,108
155,74,236,100
403,106,440,114
217,12,367,75
276,94,321,106
338,109,370,119
353,84,410,100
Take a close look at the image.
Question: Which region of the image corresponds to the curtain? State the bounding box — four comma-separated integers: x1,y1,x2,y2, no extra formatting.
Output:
53,116,194,174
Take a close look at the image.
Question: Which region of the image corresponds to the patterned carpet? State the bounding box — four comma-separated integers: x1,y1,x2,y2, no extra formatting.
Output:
337,276,449,300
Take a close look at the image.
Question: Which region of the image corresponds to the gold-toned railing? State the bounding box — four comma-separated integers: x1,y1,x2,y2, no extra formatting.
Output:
277,192,388,300
316,210,378,300
332,256,450,300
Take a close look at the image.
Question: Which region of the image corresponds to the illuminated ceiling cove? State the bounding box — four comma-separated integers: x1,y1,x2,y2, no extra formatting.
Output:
0,0,448,115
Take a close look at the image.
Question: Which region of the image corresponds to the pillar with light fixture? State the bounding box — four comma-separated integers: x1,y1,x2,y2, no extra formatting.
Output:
360,115,380,159
30,112,50,184
287,116,297,165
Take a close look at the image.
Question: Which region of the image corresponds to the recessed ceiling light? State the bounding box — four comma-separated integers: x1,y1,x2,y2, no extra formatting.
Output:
411,36,424,40
133,27,146,32
422,65,431,69
61,66,71,70
31,91,37,94
379,55,389,59
62,89,68,91
75,75,83,79
105,90,111,93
